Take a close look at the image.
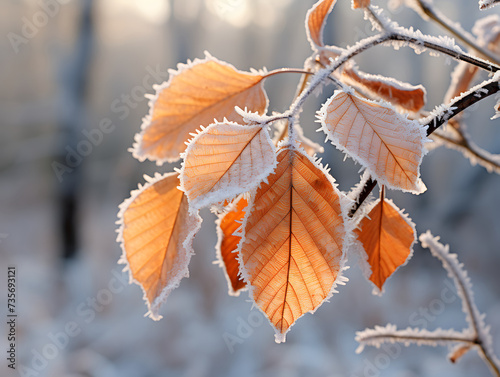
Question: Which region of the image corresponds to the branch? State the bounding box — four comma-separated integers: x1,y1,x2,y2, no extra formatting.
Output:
432,128,500,174
419,231,500,376
413,0,500,65
480,0,500,10
424,74,500,134
356,324,473,353
365,6,500,73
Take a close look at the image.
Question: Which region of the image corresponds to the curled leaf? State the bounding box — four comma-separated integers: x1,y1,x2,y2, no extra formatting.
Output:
319,89,428,193
449,344,473,363
215,196,248,295
354,187,416,292
117,173,202,320
180,121,276,212
238,147,348,343
306,0,337,49
133,53,268,164
342,66,427,113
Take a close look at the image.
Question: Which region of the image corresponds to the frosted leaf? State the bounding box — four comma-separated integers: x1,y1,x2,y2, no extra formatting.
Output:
117,172,202,320
448,343,473,363
473,14,500,47
132,53,268,165
306,0,337,49
180,121,277,212
341,64,427,112
355,187,416,294
352,0,371,9
215,196,248,296
319,89,429,193
238,147,351,343
444,62,479,104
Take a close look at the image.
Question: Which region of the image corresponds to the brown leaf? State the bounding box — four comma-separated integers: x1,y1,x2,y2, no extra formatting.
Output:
342,66,427,113
444,63,479,104
319,90,427,193
180,121,276,211
306,0,337,48
449,344,472,363
445,16,500,103
133,54,268,164
117,173,202,320
216,196,248,295
354,188,415,292
239,147,347,342
352,0,371,9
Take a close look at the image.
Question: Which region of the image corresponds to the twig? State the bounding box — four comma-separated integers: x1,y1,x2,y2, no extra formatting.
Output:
480,0,500,10
356,232,500,376
424,77,500,134
365,6,500,73
419,232,500,376
432,128,500,174
413,0,500,65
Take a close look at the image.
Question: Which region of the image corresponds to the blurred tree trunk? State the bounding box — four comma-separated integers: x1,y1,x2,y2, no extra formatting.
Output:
56,0,94,260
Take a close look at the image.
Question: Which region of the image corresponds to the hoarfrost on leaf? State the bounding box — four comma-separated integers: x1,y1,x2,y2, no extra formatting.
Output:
180,121,277,212
237,147,351,343
117,172,202,320
318,90,428,193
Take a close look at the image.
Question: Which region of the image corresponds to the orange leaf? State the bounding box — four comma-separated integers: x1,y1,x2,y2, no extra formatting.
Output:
216,196,248,295
180,121,276,211
117,173,202,320
352,0,370,9
306,0,337,49
319,90,427,193
444,63,479,104
342,66,427,113
133,54,268,164
238,147,348,342
354,189,415,292
449,344,472,363
445,16,500,103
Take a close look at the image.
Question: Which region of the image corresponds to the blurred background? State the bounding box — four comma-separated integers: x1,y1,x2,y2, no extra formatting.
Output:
1,0,500,376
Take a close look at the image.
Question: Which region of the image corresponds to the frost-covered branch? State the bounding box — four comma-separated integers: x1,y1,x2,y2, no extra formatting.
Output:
365,6,500,72
348,177,377,217
480,0,500,10
412,0,500,65
424,73,500,134
290,33,392,118
432,127,500,174
356,324,472,353
356,232,500,376
420,231,500,376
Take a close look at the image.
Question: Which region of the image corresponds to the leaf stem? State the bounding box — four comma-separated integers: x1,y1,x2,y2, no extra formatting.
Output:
263,68,314,79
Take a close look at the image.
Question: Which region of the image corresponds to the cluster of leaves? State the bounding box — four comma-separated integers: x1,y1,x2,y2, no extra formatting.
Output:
117,0,500,351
